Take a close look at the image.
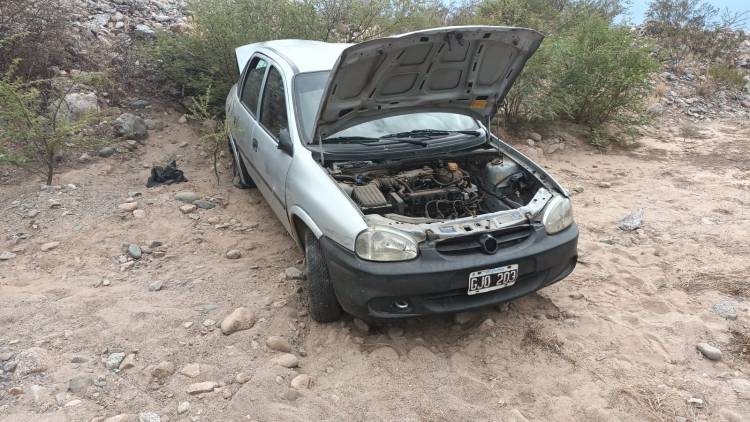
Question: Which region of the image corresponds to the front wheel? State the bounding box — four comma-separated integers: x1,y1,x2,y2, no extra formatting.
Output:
304,229,342,322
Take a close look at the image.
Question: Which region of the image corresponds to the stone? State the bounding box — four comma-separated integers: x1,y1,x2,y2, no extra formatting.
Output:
133,24,156,38
529,132,542,142
127,244,142,259
179,204,197,214
175,191,199,203
187,381,217,395
193,200,215,209
597,181,611,188
130,99,149,110
68,375,93,394
65,399,82,407
353,318,369,333
148,280,163,291
60,92,99,123
618,209,644,231
266,336,292,353
646,103,664,115
138,412,160,422
132,209,146,219
272,353,299,368
40,241,60,252
696,343,722,361
183,321,193,329
202,319,216,327
178,115,188,124
177,401,190,414
179,363,201,378
234,372,252,384
105,352,126,370
15,347,50,375
4,361,17,371
220,307,256,334
687,397,704,408
151,361,175,380
0,251,16,260
99,146,116,157
285,267,304,280
119,353,136,370
78,152,92,163
290,374,312,389
711,301,737,320
118,202,139,211
225,249,242,259
114,113,148,139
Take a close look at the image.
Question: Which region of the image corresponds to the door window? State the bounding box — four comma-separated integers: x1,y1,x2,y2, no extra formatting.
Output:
240,57,267,115
259,66,289,140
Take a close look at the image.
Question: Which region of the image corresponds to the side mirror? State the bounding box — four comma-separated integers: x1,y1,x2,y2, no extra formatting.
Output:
277,128,293,156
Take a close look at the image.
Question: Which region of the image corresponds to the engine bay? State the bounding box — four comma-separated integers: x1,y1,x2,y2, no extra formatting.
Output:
329,148,543,223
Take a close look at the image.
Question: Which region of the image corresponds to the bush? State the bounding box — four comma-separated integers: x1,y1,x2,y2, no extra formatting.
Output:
708,63,746,90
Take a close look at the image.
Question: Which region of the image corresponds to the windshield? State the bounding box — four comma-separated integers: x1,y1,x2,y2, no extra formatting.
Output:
294,71,481,144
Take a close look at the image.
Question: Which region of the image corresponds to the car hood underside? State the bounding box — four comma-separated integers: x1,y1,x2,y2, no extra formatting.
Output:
313,25,544,141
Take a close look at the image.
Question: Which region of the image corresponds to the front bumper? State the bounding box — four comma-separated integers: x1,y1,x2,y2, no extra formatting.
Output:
322,223,578,319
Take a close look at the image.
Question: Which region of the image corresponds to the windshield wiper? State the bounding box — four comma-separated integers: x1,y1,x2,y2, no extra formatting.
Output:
381,129,481,139
322,136,380,144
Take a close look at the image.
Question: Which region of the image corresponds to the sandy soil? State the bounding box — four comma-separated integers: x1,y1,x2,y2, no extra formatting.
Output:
0,111,748,422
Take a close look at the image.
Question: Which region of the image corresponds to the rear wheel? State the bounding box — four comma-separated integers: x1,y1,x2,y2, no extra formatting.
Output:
228,138,255,189
304,229,342,322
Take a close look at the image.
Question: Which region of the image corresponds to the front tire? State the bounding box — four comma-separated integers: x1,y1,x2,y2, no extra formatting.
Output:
304,229,342,322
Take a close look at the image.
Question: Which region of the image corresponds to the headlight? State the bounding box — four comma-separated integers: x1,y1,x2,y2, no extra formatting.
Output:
355,226,418,262
542,196,574,234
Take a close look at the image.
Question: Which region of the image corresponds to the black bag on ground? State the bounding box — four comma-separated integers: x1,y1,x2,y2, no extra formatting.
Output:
146,160,187,187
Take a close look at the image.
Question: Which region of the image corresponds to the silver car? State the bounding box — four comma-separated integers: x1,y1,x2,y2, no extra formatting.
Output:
225,26,578,322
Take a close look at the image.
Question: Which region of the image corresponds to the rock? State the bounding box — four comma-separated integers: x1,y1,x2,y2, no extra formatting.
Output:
711,301,737,320
193,200,215,209
179,204,197,214
529,132,542,142
597,181,612,188
202,319,216,327
646,103,664,115
15,348,49,375
177,401,190,414
187,381,217,395
696,343,722,361
148,280,163,291
234,372,252,384
175,191,199,203
60,92,99,123
272,353,299,368
352,318,369,333
0,352,12,361
687,397,704,408
0,251,16,260
225,249,241,259
127,244,142,259
290,374,312,389
266,336,292,353
114,113,148,139
182,321,193,329
571,186,584,194
99,146,116,157
130,99,149,109
68,375,93,394
105,352,126,370
133,24,155,38
78,153,92,163
4,361,17,371
618,208,644,231
151,361,175,380
179,363,201,378
132,209,146,219
145,119,164,130
525,139,535,147
138,412,160,422
220,307,256,334
118,202,139,211
65,399,82,407
178,115,188,124
285,267,304,280
119,353,136,370
40,241,60,252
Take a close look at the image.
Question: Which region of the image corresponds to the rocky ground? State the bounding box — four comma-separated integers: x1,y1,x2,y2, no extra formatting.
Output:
0,104,749,421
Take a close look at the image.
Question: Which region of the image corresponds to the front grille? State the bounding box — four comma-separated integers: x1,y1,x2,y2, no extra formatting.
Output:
435,224,534,255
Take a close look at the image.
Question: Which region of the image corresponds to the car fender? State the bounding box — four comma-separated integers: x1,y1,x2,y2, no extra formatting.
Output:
288,205,323,246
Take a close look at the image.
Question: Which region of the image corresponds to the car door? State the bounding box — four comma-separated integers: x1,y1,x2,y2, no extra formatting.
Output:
233,56,267,168
251,64,294,230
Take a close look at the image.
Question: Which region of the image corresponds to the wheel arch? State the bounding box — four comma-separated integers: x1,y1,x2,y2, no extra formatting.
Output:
288,205,323,251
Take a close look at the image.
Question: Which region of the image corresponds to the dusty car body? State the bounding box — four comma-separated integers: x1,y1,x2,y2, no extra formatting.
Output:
225,26,578,322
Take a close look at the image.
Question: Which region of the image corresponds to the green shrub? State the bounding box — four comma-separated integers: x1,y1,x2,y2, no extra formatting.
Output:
708,63,746,90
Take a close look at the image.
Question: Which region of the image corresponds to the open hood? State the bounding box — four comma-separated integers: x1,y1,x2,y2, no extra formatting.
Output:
314,26,544,141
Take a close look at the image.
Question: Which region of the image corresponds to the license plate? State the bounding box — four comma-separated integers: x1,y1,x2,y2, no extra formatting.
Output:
467,264,519,295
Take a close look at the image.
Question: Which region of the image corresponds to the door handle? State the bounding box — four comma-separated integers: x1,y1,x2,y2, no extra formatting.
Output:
252,138,258,151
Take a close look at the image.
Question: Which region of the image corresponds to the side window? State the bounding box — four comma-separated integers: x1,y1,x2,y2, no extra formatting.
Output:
240,57,267,115
259,66,288,140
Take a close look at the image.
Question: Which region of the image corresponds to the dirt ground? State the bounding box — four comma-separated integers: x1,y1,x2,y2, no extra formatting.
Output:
0,110,748,422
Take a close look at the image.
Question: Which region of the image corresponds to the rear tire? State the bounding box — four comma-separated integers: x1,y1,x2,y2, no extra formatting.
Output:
304,229,342,322
228,138,255,189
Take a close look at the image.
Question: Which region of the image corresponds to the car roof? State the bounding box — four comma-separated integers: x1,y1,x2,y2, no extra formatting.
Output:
242,40,353,74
